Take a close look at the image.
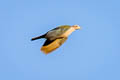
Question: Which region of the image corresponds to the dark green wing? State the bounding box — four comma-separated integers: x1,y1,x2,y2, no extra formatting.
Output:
50,25,71,31
45,25,71,40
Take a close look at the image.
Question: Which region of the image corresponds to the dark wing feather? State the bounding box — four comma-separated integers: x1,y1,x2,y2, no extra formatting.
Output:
43,39,55,46
45,25,70,40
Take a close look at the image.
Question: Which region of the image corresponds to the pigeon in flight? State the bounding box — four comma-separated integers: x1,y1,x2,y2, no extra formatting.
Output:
31,25,80,54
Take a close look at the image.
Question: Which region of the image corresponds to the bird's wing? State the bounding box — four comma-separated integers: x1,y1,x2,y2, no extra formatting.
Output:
50,25,71,31
45,25,70,40
41,37,68,54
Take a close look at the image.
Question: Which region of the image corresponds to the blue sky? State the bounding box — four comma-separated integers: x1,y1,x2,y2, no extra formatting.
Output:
0,0,120,80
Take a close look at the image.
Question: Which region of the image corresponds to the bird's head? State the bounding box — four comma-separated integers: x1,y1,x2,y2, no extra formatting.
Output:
72,25,81,30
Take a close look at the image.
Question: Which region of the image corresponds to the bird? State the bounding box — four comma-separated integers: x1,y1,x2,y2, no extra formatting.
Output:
31,25,80,54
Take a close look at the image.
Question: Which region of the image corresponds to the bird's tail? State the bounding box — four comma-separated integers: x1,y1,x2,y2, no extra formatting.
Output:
31,34,45,41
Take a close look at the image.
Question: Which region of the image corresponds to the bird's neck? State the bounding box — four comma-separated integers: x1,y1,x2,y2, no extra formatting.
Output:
60,27,75,37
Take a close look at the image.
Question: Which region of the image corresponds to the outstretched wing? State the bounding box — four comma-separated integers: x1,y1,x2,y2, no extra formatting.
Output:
41,37,68,54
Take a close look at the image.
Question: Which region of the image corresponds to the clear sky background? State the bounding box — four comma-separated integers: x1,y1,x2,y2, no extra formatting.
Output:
0,0,120,80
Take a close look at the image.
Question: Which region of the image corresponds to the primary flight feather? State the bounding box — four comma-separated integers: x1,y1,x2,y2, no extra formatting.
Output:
31,25,80,54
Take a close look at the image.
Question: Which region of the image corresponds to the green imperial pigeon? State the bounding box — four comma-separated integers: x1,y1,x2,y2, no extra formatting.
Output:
31,25,80,54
